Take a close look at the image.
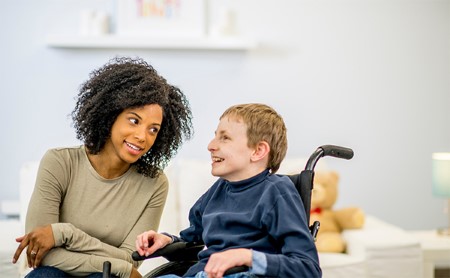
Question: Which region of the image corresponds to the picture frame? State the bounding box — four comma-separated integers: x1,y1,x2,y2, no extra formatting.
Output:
117,0,206,38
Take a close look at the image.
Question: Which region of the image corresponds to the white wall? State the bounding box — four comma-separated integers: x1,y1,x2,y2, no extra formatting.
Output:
1,0,449,230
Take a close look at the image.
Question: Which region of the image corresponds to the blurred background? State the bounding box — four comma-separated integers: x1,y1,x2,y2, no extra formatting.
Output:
1,0,449,230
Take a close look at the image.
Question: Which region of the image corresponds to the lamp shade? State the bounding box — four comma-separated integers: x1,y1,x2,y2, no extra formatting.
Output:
432,152,450,197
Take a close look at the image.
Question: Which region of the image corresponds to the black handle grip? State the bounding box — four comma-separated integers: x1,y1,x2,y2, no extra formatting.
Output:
132,251,149,261
320,145,354,160
102,261,111,278
132,242,203,261
132,243,184,261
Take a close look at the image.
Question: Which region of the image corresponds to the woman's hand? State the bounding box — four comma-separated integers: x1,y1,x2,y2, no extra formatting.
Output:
204,248,252,278
12,225,55,268
135,230,172,257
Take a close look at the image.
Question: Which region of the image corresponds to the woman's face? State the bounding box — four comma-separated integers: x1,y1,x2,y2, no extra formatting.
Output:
105,104,163,165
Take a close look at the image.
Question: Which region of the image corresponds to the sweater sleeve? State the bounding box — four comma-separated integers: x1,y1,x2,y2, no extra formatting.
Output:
51,223,134,277
261,190,321,277
26,150,68,232
41,247,132,277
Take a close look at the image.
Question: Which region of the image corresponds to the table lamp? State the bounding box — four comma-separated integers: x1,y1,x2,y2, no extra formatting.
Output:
432,152,450,236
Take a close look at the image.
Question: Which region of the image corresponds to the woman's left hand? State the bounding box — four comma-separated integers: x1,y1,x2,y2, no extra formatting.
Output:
12,225,55,268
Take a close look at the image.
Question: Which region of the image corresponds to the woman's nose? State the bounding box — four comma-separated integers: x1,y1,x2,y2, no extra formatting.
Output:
134,128,146,142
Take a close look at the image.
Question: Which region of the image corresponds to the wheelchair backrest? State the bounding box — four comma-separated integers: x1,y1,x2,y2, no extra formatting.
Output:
288,172,313,225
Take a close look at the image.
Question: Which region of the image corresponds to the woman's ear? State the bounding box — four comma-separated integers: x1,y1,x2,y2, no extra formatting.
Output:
251,141,270,162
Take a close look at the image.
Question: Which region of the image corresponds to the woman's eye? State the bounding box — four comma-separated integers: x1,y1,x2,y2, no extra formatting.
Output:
129,118,138,124
149,127,159,134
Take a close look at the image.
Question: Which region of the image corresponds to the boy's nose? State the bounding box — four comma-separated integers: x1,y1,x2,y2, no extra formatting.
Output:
207,139,216,151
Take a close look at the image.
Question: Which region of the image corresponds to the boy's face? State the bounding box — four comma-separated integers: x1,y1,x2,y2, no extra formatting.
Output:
207,116,256,182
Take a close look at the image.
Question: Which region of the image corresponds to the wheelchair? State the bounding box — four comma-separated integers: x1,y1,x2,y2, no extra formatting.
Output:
102,145,354,278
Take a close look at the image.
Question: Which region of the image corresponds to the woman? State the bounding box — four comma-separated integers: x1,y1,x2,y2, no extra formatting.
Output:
12,57,193,278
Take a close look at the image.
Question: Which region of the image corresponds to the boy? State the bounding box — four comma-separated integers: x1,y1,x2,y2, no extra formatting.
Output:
136,103,321,278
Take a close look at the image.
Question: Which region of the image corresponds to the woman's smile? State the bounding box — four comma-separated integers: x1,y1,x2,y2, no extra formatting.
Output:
125,141,144,156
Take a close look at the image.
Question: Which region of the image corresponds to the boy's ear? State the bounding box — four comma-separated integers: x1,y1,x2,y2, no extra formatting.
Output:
251,141,270,162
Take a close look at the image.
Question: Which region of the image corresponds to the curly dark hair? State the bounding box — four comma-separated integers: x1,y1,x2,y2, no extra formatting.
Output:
71,57,193,178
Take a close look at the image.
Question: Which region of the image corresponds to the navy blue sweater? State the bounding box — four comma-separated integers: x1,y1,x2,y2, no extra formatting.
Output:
178,170,321,277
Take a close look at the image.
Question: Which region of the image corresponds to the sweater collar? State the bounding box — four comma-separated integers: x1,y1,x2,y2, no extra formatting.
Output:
225,169,270,192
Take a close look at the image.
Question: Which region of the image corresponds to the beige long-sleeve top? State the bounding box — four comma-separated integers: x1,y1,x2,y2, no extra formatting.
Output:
26,145,168,277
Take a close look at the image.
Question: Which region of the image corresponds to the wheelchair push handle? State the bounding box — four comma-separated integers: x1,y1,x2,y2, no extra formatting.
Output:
305,145,354,171
321,145,354,160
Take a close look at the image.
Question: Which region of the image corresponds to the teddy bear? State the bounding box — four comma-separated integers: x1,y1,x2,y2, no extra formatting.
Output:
310,170,365,253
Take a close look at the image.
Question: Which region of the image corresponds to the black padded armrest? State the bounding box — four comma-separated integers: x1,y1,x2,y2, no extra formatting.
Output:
224,266,249,275
132,242,204,262
132,243,248,275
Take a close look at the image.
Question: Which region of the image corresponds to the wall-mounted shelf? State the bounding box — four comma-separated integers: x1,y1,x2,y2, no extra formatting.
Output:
45,34,258,50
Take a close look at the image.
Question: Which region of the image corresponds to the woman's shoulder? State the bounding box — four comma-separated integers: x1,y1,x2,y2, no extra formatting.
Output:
41,145,85,167
45,145,84,156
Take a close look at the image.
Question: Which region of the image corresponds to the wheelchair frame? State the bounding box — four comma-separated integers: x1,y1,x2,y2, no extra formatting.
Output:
103,145,353,277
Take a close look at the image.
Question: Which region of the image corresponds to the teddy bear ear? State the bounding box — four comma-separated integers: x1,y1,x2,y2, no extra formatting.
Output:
329,171,340,183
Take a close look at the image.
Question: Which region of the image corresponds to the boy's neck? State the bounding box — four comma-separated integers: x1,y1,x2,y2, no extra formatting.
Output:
225,163,268,182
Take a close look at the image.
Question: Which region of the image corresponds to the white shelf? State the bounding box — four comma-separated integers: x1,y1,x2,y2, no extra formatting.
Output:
45,34,258,50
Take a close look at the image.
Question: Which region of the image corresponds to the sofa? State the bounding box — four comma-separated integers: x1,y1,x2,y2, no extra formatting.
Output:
5,158,423,278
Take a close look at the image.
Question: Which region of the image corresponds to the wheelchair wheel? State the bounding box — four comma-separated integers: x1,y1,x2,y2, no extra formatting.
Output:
143,261,196,278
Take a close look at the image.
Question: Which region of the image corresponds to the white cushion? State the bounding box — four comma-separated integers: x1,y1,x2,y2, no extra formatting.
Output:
319,253,366,278
343,216,423,278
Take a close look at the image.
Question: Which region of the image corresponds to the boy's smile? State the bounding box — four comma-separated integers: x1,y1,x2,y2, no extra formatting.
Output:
212,156,224,162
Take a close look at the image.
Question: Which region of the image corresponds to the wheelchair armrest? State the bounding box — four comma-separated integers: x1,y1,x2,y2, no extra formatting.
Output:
224,266,249,275
133,243,250,276
309,221,320,242
132,242,204,262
